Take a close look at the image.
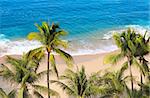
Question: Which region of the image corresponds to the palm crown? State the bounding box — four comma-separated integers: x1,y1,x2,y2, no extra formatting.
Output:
28,22,73,72
27,22,73,98
0,50,59,98
51,66,100,98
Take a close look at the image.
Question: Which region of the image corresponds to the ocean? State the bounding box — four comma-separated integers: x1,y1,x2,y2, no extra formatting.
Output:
0,0,150,56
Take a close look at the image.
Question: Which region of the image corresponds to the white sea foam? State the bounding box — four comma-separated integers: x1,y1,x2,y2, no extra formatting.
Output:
103,25,150,40
0,25,149,57
0,34,42,57
0,37,117,57
67,45,118,56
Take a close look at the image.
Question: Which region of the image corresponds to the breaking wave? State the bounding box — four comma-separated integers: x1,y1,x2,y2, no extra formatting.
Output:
0,25,149,57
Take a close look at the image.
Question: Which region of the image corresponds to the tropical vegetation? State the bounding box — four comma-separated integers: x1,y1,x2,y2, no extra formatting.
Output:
0,49,59,98
104,28,150,98
0,22,149,98
27,22,73,98
51,66,102,98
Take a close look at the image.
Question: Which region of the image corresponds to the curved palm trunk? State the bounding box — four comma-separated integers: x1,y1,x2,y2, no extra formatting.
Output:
47,52,50,98
128,59,133,92
139,58,143,92
140,60,143,91
140,74,143,91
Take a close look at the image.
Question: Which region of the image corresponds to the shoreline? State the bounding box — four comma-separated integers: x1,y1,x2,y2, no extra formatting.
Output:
0,24,149,57
0,37,117,57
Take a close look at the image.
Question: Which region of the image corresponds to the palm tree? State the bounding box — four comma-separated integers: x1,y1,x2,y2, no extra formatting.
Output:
97,63,129,98
134,32,150,91
0,50,59,98
0,88,16,98
104,28,138,92
51,66,99,98
27,22,73,98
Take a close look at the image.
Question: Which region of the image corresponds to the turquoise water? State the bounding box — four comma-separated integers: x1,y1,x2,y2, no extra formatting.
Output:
0,0,150,56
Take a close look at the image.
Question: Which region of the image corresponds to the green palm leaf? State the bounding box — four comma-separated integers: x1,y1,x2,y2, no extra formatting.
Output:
27,32,41,41
104,53,124,64
113,33,122,48
8,90,16,98
36,69,53,82
0,88,8,98
50,54,59,78
33,90,44,98
0,64,16,83
54,48,73,67
128,40,136,54
21,73,30,85
32,84,59,96
50,80,74,95
6,56,29,73
0,88,16,98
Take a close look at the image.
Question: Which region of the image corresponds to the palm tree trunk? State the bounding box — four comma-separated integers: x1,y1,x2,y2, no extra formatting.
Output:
128,59,133,92
140,74,143,91
47,52,50,98
139,58,143,91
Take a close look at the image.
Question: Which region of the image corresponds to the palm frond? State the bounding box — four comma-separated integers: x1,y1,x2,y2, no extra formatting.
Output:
26,47,45,73
133,57,146,76
21,73,30,85
6,56,29,73
113,33,122,48
118,61,128,80
0,88,7,98
0,64,16,82
56,30,68,36
26,47,44,60
33,90,44,98
60,69,76,81
32,84,59,96
27,32,41,41
128,40,136,54
34,23,44,35
8,89,16,98
36,69,53,81
42,22,50,34
50,54,59,78
54,48,73,67
104,53,124,64
54,38,68,48
50,80,74,95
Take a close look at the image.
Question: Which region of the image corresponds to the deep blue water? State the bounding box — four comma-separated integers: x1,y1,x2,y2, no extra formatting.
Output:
0,0,149,56
0,0,149,40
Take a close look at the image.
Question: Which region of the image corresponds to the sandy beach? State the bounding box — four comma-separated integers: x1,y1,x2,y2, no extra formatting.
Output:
0,50,149,98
